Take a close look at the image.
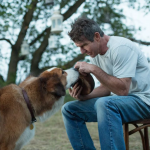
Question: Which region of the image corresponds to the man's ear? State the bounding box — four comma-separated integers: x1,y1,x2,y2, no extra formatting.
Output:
94,32,101,41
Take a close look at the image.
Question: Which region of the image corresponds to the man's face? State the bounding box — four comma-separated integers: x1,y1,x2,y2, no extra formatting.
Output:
75,38,99,58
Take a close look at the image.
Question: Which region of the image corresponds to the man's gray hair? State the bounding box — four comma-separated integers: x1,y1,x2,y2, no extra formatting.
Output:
68,17,104,42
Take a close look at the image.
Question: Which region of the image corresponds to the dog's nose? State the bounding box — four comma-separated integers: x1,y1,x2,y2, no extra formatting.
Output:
73,68,78,71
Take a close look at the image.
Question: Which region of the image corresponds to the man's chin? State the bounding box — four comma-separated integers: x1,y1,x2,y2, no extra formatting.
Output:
89,54,95,58
86,53,96,58
87,53,92,57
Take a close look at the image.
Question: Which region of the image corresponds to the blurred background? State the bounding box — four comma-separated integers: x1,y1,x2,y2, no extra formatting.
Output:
0,0,150,88
0,1,150,149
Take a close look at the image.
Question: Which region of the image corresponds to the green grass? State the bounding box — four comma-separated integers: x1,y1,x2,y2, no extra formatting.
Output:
64,90,75,103
22,93,146,150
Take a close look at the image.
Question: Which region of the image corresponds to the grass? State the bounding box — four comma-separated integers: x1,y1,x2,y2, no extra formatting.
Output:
22,110,100,150
22,93,147,150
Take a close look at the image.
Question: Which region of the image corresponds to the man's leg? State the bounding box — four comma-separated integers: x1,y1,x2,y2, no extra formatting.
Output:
62,95,150,150
61,98,98,150
94,95,150,150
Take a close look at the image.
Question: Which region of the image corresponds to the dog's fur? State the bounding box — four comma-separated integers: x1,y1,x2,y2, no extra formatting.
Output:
0,67,79,150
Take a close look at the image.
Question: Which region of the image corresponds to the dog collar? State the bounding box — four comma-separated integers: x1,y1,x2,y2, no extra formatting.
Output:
22,89,37,124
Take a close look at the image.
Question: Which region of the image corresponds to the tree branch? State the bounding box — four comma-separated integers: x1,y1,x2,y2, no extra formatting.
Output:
15,0,38,51
60,54,86,69
18,55,26,61
63,0,86,21
30,27,51,75
29,27,50,46
0,74,5,88
40,54,86,72
129,38,150,46
6,0,38,83
60,0,72,9
0,38,13,46
30,0,86,75
29,0,85,46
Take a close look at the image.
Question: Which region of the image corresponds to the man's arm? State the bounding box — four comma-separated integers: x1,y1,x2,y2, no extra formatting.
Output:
69,83,110,101
83,84,110,100
91,65,131,96
75,62,131,96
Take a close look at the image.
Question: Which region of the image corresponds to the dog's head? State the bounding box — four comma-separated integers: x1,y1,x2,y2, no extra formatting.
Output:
39,67,95,97
39,67,79,97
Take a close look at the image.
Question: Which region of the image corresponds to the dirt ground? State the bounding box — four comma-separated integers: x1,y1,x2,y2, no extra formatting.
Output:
22,110,145,150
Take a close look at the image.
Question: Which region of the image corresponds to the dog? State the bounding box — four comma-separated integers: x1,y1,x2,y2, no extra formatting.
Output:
0,67,81,150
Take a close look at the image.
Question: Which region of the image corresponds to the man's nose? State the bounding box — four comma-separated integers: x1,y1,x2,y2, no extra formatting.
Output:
80,48,86,54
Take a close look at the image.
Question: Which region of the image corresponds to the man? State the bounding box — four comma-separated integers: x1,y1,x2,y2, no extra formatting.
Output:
61,17,150,150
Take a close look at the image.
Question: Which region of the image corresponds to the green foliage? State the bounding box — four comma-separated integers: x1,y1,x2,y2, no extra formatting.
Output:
0,0,149,86
84,0,135,38
143,0,150,14
64,90,75,103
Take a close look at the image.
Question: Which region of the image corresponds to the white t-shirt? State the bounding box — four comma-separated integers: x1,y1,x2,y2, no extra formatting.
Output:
90,36,150,105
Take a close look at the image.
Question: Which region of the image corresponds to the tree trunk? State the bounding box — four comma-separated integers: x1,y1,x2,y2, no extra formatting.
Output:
30,28,51,76
6,0,38,84
6,46,19,84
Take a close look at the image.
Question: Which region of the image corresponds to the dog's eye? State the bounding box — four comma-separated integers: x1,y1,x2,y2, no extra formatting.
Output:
62,70,65,74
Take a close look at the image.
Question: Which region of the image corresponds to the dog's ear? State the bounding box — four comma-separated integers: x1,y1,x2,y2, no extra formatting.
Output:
78,74,95,95
39,77,66,96
39,77,47,91
53,83,66,96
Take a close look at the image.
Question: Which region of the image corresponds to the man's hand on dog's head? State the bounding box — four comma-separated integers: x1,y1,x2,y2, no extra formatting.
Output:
74,62,92,76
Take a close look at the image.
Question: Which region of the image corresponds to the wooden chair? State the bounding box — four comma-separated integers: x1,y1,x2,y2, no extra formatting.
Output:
124,119,150,150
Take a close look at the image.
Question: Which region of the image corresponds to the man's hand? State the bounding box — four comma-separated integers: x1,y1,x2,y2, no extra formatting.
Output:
74,62,93,76
69,82,85,101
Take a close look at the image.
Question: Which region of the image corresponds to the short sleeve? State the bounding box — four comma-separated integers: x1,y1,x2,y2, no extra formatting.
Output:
112,46,138,78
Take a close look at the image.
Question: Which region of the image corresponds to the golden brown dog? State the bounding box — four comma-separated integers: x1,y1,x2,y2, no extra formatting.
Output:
0,67,95,150
0,67,81,150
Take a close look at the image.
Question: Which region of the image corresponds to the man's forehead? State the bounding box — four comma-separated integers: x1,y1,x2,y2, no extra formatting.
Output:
75,40,89,47
75,41,83,47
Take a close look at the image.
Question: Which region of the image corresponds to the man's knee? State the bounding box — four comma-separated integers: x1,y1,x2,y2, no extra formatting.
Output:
94,97,111,111
94,96,120,115
61,101,77,117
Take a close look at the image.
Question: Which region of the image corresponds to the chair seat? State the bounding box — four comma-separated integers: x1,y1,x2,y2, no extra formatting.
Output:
127,119,150,125
124,119,150,150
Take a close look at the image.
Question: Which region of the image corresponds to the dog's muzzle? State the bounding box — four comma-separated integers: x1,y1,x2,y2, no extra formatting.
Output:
65,68,79,89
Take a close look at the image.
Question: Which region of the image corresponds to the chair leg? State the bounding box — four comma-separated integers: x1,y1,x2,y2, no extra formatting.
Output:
144,127,149,150
124,124,129,150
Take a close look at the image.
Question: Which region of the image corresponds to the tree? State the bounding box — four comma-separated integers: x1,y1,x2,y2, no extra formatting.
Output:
0,0,149,87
